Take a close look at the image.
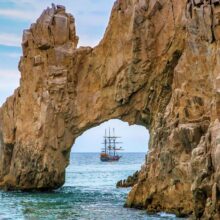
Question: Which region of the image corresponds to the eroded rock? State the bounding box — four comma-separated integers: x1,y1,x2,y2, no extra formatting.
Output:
0,1,220,219
116,171,139,188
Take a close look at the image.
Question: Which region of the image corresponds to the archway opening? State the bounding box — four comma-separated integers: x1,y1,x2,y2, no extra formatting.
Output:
62,119,149,219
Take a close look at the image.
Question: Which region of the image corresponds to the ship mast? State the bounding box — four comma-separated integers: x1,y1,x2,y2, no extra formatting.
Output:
100,128,124,161
104,129,107,154
113,128,116,156
108,128,110,155
102,128,123,156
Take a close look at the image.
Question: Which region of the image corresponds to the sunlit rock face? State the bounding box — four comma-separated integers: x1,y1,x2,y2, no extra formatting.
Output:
0,0,220,218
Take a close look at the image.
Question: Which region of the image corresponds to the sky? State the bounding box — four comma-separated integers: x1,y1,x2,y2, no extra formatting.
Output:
73,119,149,153
0,0,116,105
0,0,149,152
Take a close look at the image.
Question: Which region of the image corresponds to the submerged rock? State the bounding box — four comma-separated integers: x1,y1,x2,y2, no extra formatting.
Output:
1,0,220,219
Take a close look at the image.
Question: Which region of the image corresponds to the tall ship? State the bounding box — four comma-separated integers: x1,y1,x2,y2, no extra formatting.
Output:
100,128,124,162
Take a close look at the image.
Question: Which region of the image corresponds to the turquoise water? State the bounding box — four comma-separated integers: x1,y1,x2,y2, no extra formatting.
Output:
0,153,180,219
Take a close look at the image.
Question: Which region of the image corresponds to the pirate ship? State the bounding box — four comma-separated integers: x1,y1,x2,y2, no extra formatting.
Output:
100,128,123,162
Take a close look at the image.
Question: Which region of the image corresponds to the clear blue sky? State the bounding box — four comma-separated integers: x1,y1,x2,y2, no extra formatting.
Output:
0,0,149,152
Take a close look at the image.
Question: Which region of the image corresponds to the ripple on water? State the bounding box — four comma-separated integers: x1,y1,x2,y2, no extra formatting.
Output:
0,153,183,220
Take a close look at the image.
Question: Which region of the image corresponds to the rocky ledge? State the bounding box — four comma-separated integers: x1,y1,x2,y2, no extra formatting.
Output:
0,0,220,219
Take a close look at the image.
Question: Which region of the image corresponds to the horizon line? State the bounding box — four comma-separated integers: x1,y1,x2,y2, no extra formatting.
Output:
71,151,147,153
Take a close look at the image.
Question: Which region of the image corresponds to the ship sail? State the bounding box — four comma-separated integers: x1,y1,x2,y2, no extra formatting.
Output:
100,128,123,162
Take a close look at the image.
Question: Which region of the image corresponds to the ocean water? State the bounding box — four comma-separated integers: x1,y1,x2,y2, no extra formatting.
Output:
0,153,181,220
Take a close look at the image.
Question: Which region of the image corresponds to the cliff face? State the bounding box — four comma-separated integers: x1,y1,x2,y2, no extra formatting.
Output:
0,0,220,218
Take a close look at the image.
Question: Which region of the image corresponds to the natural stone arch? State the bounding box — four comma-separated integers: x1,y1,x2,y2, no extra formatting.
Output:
0,0,220,219
0,1,178,190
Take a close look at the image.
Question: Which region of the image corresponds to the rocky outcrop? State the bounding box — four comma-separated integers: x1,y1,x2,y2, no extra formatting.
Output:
0,0,220,218
116,170,139,188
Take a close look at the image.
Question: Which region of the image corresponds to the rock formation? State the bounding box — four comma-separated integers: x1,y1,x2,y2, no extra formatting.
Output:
116,170,139,188
0,0,220,218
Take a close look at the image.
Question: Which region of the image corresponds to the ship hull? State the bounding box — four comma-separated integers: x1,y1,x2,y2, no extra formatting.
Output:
100,155,121,162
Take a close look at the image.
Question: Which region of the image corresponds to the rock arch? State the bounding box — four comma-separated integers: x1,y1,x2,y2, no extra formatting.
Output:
0,0,220,218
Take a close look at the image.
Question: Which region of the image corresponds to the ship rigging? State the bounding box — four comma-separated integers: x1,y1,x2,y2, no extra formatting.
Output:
100,128,124,162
